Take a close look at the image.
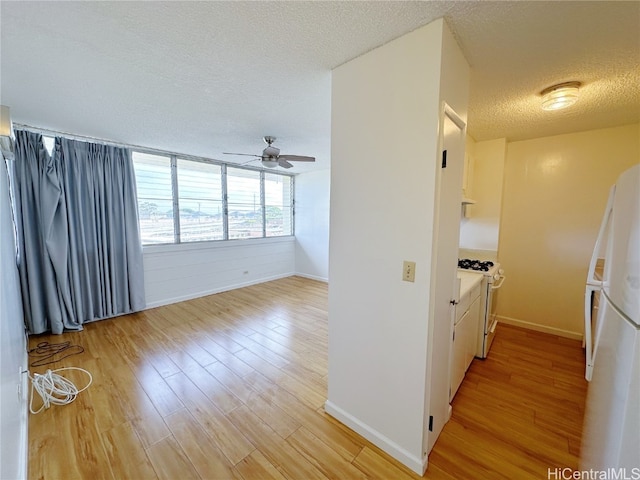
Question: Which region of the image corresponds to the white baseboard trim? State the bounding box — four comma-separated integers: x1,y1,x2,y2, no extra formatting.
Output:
496,315,583,341
294,272,328,283
145,272,295,309
324,400,426,475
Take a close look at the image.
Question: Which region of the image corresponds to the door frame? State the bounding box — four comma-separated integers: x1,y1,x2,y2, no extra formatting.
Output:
423,102,467,459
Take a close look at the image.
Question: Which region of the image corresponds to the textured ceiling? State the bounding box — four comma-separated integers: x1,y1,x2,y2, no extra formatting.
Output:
1,1,639,173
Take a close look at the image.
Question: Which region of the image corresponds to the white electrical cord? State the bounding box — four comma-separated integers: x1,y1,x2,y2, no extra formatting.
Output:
28,367,93,414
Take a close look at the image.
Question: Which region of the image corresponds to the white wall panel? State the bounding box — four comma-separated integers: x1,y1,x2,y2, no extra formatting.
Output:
143,237,295,308
0,152,28,480
459,138,506,251
295,169,330,282
328,18,443,474
498,124,639,337
327,18,470,475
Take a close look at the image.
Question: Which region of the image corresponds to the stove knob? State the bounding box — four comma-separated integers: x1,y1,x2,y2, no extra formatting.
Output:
493,273,501,281
498,269,504,275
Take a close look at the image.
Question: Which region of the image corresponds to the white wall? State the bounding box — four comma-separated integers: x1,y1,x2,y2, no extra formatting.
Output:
143,237,295,308
0,151,28,480
326,18,469,474
294,169,330,282
459,138,506,251
143,171,330,308
424,20,470,455
498,123,639,338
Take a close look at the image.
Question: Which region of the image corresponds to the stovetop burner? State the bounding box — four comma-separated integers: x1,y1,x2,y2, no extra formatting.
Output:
458,258,494,272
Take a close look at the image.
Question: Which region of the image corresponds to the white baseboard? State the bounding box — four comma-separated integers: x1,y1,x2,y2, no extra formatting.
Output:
496,315,583,341
324,400,426,475
294,272,328,283
145,272,295,309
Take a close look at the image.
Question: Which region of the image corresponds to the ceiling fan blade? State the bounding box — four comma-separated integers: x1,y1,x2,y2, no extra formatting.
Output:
279,155,315,162
263,146,280,157
223,152,260,157
278,159,294,169
241,158,261,166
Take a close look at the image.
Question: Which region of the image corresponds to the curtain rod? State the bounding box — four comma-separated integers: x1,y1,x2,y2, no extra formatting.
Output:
13,123,295,176
14,123,181,156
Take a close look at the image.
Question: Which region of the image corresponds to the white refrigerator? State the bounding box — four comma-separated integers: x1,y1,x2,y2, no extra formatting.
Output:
582,163,640,471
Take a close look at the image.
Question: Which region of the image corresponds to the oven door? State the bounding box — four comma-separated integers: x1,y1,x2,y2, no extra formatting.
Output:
483,274,505,357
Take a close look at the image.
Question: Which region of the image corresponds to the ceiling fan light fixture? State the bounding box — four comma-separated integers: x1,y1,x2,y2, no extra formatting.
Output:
540,81,581,111
262,159,278,168
224,136,315,169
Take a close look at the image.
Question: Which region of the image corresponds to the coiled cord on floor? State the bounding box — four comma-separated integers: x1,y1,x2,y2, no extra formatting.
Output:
28,367,93,414
28,341,85,367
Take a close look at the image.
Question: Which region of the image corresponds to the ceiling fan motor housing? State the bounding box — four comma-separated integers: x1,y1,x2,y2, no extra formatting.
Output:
263,146,280,157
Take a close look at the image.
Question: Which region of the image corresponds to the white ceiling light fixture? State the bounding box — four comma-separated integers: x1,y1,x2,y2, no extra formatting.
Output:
261,159,279,168
540,81,582,111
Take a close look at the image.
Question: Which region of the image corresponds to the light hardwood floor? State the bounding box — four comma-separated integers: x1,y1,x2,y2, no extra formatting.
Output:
27,276,587,479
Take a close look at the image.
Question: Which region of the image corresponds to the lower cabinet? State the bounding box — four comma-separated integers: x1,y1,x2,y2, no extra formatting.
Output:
450,288,481,401
450,310,468,401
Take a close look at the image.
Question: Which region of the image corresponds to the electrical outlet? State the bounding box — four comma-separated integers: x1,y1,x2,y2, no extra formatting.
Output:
402,261,416,282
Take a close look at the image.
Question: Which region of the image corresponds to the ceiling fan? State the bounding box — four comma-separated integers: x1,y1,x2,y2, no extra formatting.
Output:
223,136,315,169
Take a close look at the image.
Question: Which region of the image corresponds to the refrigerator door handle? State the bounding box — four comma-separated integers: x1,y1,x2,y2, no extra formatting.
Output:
584,186,615,381
584,285,599,381
587,186,615,286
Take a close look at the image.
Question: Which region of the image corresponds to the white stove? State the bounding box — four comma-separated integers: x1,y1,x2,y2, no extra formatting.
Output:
457,258,505,358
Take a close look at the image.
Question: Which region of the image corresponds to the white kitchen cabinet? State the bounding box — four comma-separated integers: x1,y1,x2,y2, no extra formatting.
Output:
465,295,481,368
450,282,481,401
450,309,468,401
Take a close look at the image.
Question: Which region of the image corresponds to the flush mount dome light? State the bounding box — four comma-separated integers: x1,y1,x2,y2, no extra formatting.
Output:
540,81,581,111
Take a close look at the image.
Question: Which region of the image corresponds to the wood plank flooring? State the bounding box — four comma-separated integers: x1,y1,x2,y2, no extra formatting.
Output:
27,276,587,479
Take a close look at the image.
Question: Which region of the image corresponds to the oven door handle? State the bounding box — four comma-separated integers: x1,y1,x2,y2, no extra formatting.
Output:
489,319,498,333
491,275,506,290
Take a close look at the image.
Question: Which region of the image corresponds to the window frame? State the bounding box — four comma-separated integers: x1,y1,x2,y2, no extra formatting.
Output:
132,149,295,246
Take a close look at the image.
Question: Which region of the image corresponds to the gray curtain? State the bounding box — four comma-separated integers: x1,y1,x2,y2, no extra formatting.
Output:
13,130,145,334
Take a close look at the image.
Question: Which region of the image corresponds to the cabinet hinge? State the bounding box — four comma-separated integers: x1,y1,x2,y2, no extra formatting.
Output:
441,150,447,168
428,415,434,432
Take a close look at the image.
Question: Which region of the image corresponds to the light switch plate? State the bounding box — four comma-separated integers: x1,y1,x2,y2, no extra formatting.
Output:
402,261,416,282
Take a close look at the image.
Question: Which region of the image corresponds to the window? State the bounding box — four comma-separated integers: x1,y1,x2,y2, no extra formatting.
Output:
227,167,263,239
132,151,294,245
132,152,175,245
177,159,223,242
265,172,293,236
